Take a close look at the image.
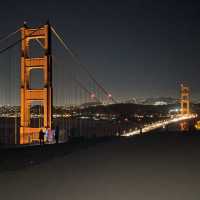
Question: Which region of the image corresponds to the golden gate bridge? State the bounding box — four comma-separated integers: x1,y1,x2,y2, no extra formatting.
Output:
0,21,196,145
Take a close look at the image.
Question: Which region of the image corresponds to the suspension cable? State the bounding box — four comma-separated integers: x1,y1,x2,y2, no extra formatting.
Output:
50,26,117,104
44,46,102,105
0,24,44,55
0,28,20,44
75,78,101,103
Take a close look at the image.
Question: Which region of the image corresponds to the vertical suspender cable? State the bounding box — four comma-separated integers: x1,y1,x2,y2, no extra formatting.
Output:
51,26,117,104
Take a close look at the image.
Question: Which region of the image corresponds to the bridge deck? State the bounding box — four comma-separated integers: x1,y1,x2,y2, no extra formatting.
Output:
0,132,200,200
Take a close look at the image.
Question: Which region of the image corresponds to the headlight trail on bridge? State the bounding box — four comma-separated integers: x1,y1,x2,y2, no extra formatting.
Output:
122,114,197,137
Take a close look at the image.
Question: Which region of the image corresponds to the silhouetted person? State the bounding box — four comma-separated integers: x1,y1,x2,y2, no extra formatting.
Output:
140,127,143,135
166,124,169,133
39,129,44,145
189,123,193,133
55,126,60,144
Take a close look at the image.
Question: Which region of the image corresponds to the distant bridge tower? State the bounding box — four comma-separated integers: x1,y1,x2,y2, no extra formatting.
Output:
180,84,190,131
180,84,190,115
20,23,52,144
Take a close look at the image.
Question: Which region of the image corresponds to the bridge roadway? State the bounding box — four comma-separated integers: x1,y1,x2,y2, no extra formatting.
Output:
0,131,200,200
123,114,196,136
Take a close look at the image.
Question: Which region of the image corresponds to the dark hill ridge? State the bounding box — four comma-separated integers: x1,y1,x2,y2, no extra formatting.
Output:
81,103,177,115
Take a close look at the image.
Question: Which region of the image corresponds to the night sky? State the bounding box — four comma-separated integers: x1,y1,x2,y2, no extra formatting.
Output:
0,0,200,104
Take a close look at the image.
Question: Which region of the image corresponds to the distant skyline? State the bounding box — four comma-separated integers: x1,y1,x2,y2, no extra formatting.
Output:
0,0,200,105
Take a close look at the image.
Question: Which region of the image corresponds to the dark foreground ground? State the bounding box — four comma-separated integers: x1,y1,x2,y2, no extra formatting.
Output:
1,131,200,200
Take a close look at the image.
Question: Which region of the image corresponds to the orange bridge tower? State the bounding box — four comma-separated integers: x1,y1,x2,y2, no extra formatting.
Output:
180,84,190,131
180,84,190,115
20,23,52,144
